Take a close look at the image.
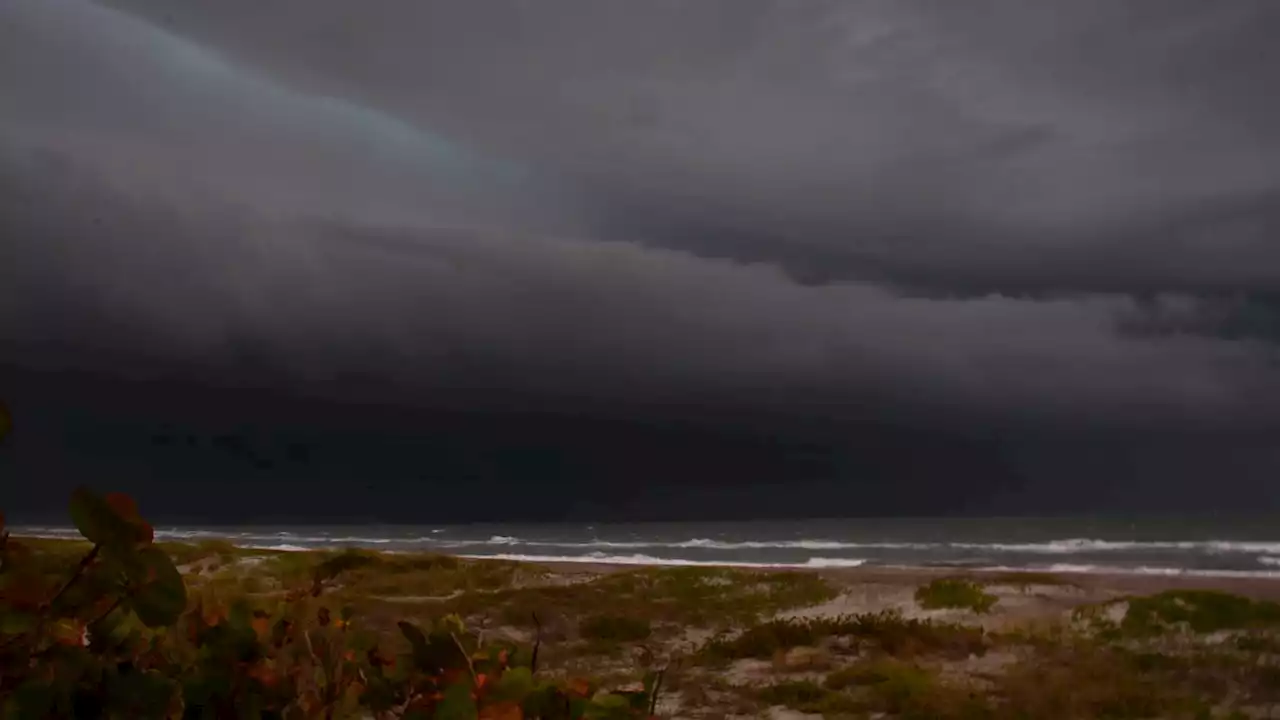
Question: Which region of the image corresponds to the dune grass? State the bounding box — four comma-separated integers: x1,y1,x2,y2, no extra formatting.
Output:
17,536,1280,718
915,577,999,614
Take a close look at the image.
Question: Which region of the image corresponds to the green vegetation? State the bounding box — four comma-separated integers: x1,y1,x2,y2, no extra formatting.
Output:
0,489,667,719
756,679,864,716
14,412,1280,717
435,565,835,635
914,578,999,614
1121,589,1280,636
758,663,989,719
11,497,1280,718
579,615,652,642
699,611,988,663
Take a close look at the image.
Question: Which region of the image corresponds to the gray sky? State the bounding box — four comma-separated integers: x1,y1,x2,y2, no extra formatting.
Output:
3,0,1279,448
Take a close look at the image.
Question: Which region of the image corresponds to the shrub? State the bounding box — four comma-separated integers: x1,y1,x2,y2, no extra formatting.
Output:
915,578,998,614
0,488,663,719
756,680,862,716
699,610,987,662
1122,590,1280,637
579,614,652,642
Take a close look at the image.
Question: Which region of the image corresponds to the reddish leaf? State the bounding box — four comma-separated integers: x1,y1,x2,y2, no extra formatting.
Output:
248,662,280,688
367,646,394,668
69,487,130,547
317,607,331,627
127,547,187,628
104,493,141,521
203,604,225,627
252,616,271,641
566,678,592,698
51,619,85,646
442,667,469,686
479,701,523,720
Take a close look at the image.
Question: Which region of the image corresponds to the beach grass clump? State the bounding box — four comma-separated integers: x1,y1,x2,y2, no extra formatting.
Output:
760,669,988,719
830,661,981,718
699,611,987,663
451,566,837,632
579,614,652,642
276,549,531,601
989,642,1221,719
755,680,865,716
1120,589,1280,637
915,577,999,614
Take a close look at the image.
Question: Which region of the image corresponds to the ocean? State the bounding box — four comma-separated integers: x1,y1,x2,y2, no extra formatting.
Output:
15,517,1280,578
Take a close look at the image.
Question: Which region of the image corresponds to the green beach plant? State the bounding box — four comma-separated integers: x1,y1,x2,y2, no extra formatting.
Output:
0,487,664,719
914,578,998,614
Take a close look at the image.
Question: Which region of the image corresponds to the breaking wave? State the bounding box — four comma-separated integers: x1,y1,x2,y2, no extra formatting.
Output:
458,552,868,568
14,528,1280,556
14,525,1280,576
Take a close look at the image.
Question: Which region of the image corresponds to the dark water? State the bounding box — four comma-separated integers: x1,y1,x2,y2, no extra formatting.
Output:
16,517,1280,577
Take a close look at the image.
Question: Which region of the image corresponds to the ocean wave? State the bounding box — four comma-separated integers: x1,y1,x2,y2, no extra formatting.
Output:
458,552,867,568
969,563,1280,579
14,527,1280,558
471,536,1280,554
948,539,1280,555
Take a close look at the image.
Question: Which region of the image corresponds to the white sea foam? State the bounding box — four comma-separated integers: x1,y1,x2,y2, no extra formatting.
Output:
989,539,1280,554
460,536,1280,554
15,526,1280,568
968,563,1280,579
459,552,867,568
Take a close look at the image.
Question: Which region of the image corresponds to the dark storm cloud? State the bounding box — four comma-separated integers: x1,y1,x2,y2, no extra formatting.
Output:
3,0,1279,438
84,0,1280,293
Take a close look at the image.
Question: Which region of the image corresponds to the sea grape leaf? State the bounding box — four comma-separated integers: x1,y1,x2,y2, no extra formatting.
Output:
6,680,56,720
565,678,593,698
491,667,535,702
105,667,176,717
69,486,127,546
429,630,473,672
69,487,151,549
620,690,650,712
398,621,431,669
105,493,153,544
479,700,524,720
0,610,38,635
583,694,632,720
522,686,570,720
127,546,187,628
434,682,478,720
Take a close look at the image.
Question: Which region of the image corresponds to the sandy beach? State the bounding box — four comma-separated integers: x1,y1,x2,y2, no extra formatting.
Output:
23,536,1280,717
